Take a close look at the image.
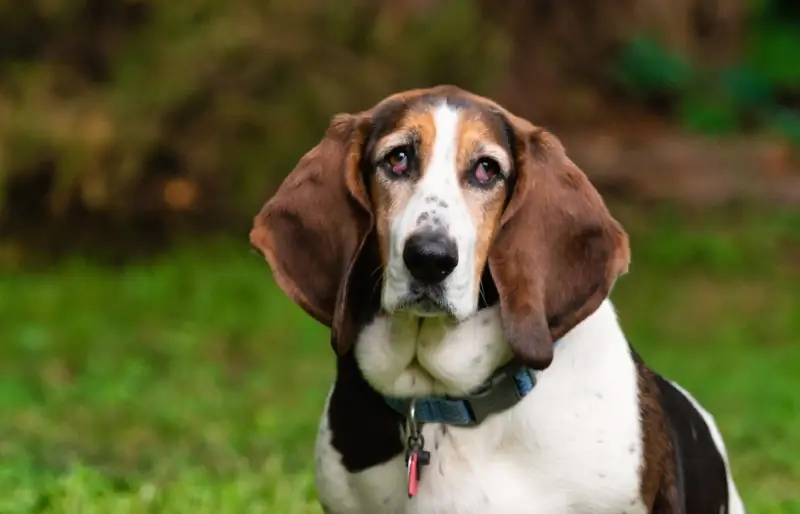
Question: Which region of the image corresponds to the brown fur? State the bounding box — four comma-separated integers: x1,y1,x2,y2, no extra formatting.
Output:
365,100,512,299
456,114,512,292
636,358,683,513
370,109,437,268
487,115,630,369
249,111,376,355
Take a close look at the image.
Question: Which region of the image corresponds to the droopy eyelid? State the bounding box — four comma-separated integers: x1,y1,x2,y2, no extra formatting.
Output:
472,143,511,176
374,131,418,162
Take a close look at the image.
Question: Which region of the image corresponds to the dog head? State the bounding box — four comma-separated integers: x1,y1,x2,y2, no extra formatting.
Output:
251,85,629,371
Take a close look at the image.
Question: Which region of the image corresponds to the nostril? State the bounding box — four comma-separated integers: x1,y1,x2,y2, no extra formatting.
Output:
402,231,459,284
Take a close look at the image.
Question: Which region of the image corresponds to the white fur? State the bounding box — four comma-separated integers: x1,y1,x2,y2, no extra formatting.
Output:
382,103,482,321
355,306,512,397
669,382,746,514
317,301,649,514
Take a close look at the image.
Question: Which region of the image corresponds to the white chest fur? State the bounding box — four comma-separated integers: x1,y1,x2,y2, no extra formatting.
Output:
314,301,648,514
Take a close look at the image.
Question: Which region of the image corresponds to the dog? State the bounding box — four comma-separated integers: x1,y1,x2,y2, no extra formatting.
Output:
250,85,745,514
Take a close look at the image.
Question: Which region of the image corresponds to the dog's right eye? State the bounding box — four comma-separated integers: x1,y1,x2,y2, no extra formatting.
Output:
381,147,412,177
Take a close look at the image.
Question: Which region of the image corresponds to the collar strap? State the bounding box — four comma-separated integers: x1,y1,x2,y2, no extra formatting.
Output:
383,361,537,426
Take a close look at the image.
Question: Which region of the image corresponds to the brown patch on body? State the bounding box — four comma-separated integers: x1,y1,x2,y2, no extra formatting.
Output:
635,355,680,512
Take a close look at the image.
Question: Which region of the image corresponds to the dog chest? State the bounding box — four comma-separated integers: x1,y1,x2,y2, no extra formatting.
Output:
315,408,647,514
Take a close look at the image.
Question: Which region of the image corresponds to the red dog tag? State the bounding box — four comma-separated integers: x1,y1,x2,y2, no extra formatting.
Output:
405,400,430,498
407,451,420,497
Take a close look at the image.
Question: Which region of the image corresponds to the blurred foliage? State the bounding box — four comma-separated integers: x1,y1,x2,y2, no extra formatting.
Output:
0,0,507,228
616,37,696,98
1,0,799,248
615,0,800,142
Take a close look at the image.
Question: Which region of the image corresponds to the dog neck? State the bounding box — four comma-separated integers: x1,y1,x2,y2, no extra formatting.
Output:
328,299,630,472
353,306,514,400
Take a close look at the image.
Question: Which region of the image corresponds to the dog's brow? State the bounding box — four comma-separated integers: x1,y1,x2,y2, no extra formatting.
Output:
375,131,416,160
474,142,511,175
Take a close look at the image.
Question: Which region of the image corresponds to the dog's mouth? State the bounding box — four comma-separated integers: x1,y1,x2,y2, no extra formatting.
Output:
397,285,452,318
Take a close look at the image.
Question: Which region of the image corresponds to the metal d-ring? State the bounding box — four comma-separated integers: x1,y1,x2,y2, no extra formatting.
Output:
406,398,423,446
407,399,417,434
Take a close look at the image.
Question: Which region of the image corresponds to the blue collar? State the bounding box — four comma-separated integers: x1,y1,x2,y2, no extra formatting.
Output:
383,361,537,426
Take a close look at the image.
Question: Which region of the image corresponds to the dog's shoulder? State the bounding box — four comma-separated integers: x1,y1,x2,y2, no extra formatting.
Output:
324,351,405,472
633,348,745,514
314,351,406,514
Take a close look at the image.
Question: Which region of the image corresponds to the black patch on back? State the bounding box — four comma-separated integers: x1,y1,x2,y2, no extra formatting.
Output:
655,374,730,514
327,351,405,472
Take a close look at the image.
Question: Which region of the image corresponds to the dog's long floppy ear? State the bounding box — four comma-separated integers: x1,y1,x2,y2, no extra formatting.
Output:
488,115,630,370
250,112,374,355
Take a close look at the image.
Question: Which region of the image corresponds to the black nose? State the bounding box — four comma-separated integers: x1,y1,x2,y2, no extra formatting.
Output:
402,231,459,284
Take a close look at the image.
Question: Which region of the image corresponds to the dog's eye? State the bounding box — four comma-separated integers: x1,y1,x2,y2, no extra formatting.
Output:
472,158,501,185
383,147,410,176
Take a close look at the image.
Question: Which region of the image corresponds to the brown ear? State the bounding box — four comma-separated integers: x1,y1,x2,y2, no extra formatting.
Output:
488,118,630,370
250,113,374,354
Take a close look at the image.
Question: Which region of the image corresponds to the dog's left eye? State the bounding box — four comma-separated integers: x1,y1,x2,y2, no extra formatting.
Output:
472,158,501,185
382,147,411,176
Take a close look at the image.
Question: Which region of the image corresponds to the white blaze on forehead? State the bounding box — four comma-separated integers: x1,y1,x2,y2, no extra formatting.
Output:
427,103,461,184
376,131,414,160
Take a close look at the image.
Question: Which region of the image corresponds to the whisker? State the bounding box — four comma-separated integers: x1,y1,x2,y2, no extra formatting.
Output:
369,264,383,279
478,282,488,306
371,265,386,296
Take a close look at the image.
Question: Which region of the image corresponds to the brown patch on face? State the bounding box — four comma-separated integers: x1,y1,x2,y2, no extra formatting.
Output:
370,180,404,268
370,109,437,268
369,93,514,299
455,112,512,293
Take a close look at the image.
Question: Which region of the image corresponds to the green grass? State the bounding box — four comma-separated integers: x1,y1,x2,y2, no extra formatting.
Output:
1,209,799,513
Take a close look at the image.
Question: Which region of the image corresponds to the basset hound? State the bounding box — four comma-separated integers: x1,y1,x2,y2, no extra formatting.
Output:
250,85,746,514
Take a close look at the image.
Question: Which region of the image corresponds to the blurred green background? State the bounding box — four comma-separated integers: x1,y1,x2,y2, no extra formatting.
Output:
1,0,799,512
